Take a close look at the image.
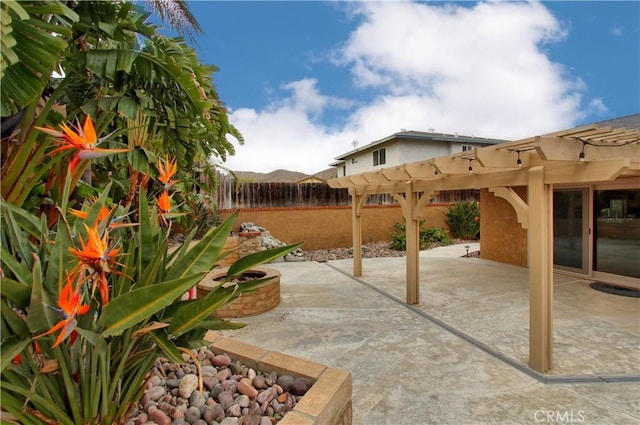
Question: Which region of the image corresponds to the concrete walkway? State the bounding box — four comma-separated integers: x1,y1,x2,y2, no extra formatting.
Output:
220,244,640,425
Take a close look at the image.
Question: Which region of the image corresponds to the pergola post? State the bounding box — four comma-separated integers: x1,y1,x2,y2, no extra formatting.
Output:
393,188,436,305
405,189,420,304
527,166,554,372
351,191,368,277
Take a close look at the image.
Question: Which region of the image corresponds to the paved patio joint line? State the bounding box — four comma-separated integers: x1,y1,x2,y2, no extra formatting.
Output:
324,262,640,385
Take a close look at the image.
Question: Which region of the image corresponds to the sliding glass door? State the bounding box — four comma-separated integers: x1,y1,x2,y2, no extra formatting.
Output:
553,189,589,274
593,188,640,279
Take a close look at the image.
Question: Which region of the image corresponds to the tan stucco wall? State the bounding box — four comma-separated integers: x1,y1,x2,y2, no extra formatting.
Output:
219,205,450,251
480,188,527,267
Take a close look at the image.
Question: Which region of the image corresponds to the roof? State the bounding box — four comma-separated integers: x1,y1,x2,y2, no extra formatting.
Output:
328,115,640,194
594,113,640,131
333,130,510,161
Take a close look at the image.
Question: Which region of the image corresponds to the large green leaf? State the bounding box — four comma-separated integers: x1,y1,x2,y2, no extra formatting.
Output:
0,337,30,374
149,329,183,364
1,1,78,116
99,274,202,337
25,254,54,333
165,212,237,281
0,247,32,288
45,217,74,292
226,242,303,279
1,205,34,270
166,286,236,338
0,277,30,307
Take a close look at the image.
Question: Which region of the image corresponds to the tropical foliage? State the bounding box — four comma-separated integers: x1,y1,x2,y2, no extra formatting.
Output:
0,117,301,424
0,2,297,423
1,0,240,232
390,221,451,251
445,201,481,240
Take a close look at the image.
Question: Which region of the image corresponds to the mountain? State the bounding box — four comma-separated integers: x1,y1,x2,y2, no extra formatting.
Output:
232,168,337,183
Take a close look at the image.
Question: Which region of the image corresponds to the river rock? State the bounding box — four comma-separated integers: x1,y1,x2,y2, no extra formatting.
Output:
252,375,267,389
276,375,294,392
257,387,277,405
184,406,201,423
189,390,207,408
226,403,242,417
179,375,198,399
237,380,258,398
291,377,312,396
217,390,234,410
147,385,166,401
212,354,231,367
148,408,171,425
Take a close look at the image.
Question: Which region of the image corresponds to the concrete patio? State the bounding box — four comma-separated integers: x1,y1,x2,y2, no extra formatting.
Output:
219,244,640,424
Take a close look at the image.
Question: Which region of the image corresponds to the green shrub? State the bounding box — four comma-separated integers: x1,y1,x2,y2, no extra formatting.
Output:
390,221,450,250
445,201,480,240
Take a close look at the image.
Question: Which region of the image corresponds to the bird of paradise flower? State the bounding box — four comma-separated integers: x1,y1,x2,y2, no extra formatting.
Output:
37,275,90,348
69,223,127,305
35,115,130,171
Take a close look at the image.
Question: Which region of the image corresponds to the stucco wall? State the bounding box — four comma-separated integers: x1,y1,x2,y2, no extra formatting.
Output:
480,188,527,267
219,205,450,251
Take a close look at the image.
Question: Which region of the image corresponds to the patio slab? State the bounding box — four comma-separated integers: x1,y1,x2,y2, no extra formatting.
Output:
219,244,640,424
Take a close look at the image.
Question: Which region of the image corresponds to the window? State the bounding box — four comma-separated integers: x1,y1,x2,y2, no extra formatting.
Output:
373,148,386,166
351,158,358,164
462,145,474,152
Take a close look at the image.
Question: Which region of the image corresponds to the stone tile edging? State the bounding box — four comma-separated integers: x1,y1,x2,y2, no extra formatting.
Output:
205,332,353,425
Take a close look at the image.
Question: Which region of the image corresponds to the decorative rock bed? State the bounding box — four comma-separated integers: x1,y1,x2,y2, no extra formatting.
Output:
205,333,353,425
197,267,281,318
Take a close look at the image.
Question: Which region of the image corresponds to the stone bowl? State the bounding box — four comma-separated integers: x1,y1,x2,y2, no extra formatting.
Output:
197,267,281,318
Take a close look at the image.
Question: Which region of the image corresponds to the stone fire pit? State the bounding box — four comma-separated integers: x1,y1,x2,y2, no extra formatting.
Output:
197,266,281,318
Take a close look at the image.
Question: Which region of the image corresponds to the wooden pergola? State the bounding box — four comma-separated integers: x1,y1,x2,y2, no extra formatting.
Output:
328,123,640,372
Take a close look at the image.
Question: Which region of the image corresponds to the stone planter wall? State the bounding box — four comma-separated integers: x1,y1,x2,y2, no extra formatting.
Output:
238,231,263,257
205,332,353,425
218,235,239,267
198,267,281,318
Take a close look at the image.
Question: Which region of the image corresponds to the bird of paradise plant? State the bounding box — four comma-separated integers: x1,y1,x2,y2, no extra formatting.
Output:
0,116,301,424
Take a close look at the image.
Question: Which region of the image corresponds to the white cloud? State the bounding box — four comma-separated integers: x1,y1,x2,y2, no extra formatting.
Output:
222,1,597,174
220,79,358,173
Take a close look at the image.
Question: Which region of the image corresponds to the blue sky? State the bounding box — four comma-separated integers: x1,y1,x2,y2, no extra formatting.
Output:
172,1,639,174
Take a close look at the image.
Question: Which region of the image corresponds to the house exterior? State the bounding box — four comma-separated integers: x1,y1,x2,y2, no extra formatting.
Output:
483,114,640,289
328,113,639,373
331,131,509,177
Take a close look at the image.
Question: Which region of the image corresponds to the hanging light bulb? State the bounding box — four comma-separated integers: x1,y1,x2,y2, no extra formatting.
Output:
517,151,522,167
468,159,473,174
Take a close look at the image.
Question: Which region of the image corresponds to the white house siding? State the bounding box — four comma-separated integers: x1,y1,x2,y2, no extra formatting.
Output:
397,140,451,164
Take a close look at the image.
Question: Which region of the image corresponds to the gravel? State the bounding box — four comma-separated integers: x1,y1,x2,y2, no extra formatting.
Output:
302,240,479,262
125,346,309,425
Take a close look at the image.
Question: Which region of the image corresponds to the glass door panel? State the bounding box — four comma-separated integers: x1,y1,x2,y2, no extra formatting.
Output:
593,189,640,278
553,189,588,273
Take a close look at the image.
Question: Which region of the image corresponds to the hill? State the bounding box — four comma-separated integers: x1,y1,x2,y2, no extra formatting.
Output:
233,168,337,183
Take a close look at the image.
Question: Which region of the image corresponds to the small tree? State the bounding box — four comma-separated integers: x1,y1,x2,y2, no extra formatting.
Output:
445,201,480,240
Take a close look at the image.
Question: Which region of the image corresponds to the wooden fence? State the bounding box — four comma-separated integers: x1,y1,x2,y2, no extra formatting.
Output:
215,175,478,210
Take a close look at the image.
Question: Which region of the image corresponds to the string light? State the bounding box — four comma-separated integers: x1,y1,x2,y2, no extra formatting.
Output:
579,141,586,162
468,159,473,174
516,151,522,167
